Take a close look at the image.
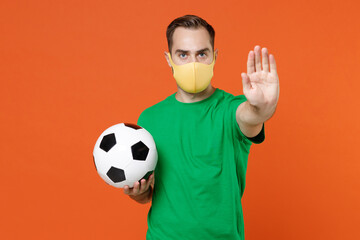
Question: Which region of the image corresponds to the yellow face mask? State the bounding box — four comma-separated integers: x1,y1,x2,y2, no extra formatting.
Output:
167,53,215,93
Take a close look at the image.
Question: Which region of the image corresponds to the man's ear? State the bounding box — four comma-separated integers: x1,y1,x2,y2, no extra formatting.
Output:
214,48,218,62
164,51,172,67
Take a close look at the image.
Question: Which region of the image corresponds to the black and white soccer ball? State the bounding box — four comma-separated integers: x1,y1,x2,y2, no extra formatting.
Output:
93,123,157,188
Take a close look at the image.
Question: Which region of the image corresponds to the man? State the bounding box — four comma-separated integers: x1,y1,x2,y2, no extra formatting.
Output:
123,15,279,239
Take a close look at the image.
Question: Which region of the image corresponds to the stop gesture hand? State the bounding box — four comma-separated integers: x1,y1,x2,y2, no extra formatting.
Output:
240,46,279,123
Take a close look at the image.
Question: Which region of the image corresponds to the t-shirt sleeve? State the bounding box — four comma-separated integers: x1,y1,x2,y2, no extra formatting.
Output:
246,123,265,144
229,95,265,145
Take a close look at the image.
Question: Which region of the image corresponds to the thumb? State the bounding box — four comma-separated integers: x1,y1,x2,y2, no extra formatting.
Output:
241,73,251,92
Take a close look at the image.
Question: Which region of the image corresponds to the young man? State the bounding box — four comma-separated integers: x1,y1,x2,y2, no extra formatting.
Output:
123,15,279,239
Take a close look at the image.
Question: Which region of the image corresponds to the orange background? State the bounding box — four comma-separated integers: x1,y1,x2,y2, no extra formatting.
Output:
1,0,359,239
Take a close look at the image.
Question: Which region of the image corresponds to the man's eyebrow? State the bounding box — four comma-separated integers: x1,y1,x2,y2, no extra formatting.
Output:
174,49,189,54
196,48,211,53
174,48,211,54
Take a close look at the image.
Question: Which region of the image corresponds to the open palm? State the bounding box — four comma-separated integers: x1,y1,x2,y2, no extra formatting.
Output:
241,46,279,110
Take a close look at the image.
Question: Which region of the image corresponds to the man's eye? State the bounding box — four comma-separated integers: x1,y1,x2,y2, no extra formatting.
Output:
180,53,187,58
199,53,206,57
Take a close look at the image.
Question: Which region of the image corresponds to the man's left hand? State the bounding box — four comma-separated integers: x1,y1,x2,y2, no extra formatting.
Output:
240,45,279,123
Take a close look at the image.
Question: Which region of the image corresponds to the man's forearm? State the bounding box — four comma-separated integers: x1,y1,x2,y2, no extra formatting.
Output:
236,101,275,138
129,186,153,204
237,101,276,126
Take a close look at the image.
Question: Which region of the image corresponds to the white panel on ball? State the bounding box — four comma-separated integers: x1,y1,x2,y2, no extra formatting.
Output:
93,123,158,188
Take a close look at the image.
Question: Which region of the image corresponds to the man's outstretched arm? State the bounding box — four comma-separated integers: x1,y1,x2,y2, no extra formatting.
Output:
236,45,280,138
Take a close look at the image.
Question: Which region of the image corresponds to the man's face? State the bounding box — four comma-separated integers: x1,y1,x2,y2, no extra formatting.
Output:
166,27,217,66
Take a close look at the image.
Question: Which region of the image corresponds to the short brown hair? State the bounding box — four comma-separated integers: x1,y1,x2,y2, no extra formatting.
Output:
166,15,215,53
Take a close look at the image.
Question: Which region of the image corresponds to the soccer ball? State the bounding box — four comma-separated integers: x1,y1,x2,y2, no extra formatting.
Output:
93,123,157,188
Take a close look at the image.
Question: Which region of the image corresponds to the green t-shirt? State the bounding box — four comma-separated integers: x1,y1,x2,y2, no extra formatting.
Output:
137,88,264,240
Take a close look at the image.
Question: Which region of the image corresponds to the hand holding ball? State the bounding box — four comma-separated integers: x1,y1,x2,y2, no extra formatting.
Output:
93,123,158,188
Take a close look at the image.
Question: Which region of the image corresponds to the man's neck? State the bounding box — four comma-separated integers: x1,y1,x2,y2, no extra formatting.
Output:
175,85,216,103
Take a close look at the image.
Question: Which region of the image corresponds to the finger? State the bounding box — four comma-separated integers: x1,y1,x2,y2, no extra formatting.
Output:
139,179,147,193
146,174,154,189
124,185,130,195
241,73,251,92
133,181,140,194
269,54,277,74
254,45,261,72
149,173,155,185
262,48,269,72
247,51,255,74
150,173,155,187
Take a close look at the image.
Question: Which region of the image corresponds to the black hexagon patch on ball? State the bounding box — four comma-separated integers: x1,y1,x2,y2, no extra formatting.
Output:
124,123,142,130
100,133,116,152
140,170,153,181
106,167,126,183
131,141,149,161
